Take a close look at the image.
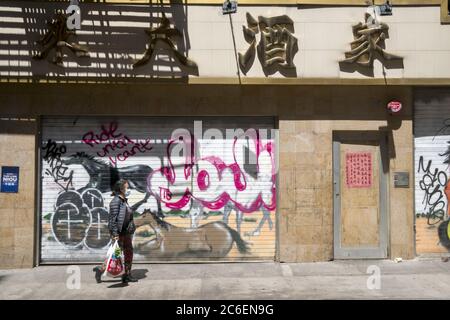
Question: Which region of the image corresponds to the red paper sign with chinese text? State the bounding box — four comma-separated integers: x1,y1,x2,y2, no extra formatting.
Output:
345,152,372,188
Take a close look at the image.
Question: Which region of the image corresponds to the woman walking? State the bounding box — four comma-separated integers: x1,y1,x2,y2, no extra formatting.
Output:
93,179,137,284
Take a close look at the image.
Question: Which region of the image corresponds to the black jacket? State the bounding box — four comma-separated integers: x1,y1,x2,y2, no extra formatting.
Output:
108,195,132,237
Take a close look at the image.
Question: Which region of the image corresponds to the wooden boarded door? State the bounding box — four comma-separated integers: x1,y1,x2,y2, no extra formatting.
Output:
333,132,388,259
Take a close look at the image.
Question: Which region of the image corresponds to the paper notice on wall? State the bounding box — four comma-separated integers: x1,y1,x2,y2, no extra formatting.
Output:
345,152,372,188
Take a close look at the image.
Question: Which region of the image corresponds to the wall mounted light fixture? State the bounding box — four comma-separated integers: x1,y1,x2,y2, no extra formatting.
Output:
223,0,237,15
378,1,393,16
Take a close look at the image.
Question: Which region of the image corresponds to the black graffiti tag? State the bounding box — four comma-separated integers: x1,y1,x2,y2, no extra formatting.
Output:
418,156,448,225
42,139,73,191
434,118,450,139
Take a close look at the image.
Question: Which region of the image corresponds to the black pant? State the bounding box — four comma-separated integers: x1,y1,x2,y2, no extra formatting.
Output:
118,232,133,274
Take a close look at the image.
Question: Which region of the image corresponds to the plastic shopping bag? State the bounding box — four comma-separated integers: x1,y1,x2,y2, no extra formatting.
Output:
103,240,125,278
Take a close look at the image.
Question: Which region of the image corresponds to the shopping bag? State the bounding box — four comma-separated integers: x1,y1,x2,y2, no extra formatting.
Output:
103,240,125,278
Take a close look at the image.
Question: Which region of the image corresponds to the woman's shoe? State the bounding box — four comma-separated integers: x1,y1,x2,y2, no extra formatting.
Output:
121,273,138,283
127,274,138,282
93,266,102,283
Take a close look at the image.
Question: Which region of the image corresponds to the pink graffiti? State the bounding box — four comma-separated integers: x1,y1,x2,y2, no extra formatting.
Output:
147,129,276,213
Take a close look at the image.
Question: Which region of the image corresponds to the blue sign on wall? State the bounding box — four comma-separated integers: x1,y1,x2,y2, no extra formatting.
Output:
1,166,19,193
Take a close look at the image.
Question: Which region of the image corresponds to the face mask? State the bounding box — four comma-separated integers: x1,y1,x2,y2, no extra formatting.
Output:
125,190,131,197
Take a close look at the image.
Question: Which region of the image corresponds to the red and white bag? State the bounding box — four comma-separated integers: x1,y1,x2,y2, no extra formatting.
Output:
103,240,125,278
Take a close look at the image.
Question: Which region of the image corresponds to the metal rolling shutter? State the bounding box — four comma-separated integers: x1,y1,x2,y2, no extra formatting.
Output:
414,89,450,254
40,116,277,263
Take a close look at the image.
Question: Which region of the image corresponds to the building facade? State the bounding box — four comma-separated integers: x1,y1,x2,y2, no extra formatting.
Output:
1,0,449,268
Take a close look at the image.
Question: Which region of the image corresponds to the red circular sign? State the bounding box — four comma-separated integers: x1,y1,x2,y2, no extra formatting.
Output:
387,100,402,113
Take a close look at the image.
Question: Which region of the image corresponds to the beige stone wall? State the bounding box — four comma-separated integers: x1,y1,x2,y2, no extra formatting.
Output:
0,119,36,269
0,84,414,265
278,87,414,262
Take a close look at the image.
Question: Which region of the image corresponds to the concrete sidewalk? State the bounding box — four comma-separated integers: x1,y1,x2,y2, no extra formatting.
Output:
1,259,450,299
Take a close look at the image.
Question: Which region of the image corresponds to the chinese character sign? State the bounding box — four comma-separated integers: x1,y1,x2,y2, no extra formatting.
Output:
346,152,372,188
33,10,90,66
132,12,198,74
239,13,298,76
340,13,402,68
1,166,19,193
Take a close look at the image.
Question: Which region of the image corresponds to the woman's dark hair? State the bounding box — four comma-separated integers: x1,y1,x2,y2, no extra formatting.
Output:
111,179,128,196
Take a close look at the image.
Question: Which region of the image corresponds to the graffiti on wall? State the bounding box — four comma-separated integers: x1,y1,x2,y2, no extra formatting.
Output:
81,121,154,165
42,139,74,191
41,119,276,261
147,128,276,212
134,209,251,259
417,156,448,225
416,118,450,253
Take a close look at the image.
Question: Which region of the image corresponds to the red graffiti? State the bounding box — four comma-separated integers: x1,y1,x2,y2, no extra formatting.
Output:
82,122,153,165
82,122,122,147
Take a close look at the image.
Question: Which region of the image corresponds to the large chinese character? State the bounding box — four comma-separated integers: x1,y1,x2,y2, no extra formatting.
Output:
133,13,198,73
33,10,89,67
340,13,402,68
239,13,298,76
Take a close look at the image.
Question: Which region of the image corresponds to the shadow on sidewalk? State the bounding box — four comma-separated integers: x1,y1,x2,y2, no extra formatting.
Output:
131,269,149,280
104,269,148,288
108,282,129,288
